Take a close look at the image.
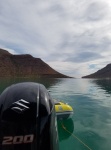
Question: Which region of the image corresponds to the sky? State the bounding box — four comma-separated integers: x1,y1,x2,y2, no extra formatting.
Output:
0,0,111,78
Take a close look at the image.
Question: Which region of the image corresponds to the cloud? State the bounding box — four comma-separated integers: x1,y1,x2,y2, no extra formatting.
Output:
65,51,103,63
0,0,111,77
84,1,109,21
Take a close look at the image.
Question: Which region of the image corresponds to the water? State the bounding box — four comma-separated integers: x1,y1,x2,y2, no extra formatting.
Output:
0,78,111,150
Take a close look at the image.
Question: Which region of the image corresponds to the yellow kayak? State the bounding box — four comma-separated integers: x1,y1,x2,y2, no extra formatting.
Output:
54,99,73,119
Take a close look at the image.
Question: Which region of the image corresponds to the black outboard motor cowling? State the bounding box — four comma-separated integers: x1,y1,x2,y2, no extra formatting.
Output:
0,82,59,150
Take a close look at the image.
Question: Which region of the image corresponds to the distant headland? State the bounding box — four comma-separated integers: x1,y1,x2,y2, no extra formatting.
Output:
82,64,111,78
0,48,72,78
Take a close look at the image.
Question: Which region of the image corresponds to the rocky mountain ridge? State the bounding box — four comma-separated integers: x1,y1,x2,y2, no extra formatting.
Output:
82,64,111,78
0,48,70,78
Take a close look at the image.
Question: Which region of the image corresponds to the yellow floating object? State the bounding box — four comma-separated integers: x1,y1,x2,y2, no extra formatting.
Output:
54,100,73,119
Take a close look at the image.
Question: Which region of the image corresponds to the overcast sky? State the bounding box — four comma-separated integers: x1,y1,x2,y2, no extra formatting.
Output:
0,0,111,78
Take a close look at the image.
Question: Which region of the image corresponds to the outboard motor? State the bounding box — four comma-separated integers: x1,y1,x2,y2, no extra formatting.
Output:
0,82,59,150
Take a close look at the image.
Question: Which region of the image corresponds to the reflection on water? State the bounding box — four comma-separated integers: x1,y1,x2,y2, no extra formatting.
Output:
92,79,111,94
0,77,63,94
49,78,111,150
57,118,74,142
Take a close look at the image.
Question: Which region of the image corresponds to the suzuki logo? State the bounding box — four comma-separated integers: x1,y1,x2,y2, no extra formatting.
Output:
11,99,30,114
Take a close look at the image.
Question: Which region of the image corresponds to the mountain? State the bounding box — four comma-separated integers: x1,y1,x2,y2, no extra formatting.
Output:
82,64,111,78
0,48,71,78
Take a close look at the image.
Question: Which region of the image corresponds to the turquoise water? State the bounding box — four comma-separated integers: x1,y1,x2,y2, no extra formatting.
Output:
0,78,111,150
49,78,111,150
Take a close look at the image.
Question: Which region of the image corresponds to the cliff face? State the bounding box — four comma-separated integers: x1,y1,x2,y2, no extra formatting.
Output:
0,49,70,78
82,64,111,78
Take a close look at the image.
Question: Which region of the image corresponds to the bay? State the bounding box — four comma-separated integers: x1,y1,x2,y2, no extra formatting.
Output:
0,77,111,150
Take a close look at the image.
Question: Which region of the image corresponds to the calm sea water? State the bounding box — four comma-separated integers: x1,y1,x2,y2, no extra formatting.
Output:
0,77,111,150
